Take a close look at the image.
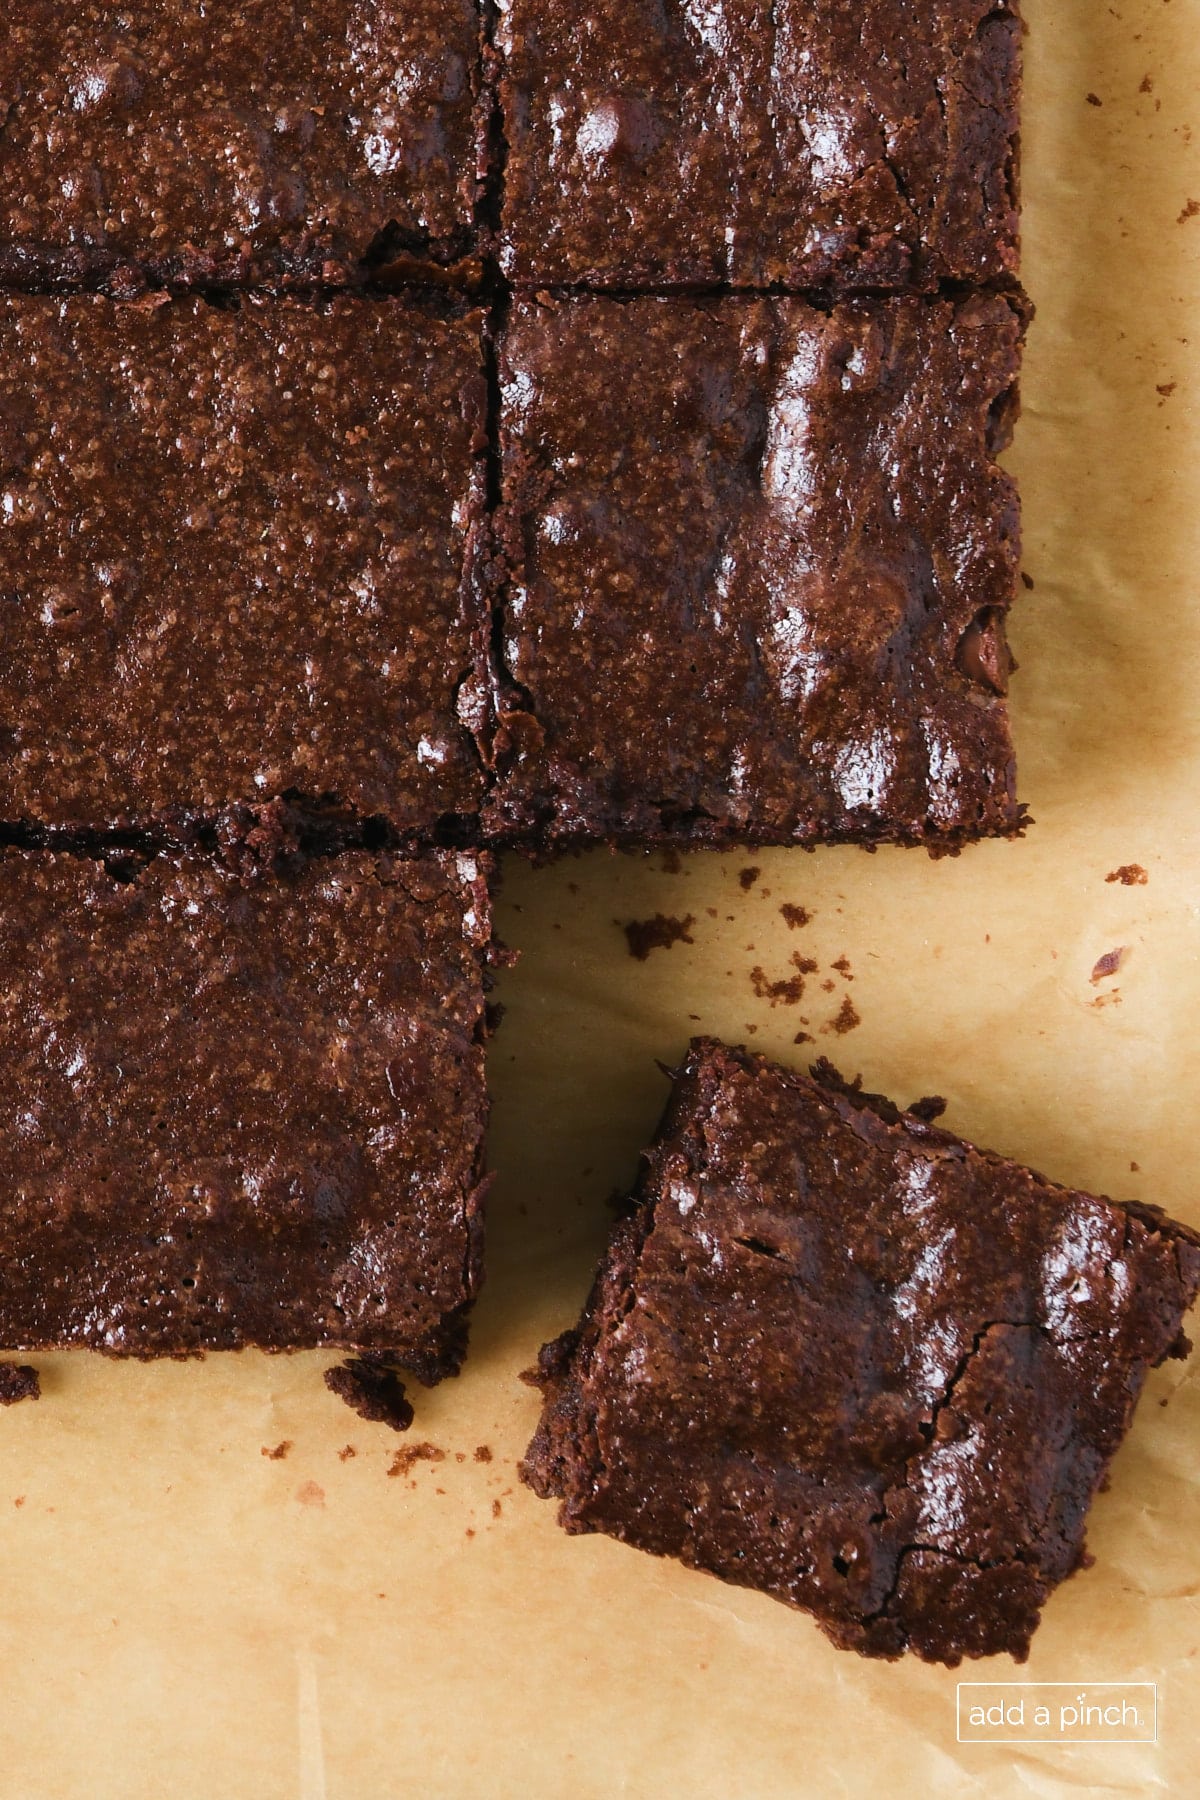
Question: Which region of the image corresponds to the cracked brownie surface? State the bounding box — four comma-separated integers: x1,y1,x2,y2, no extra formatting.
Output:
498,0,1020,290
523,1039,1200,1663
0,0,487,289
489,293,1023,851
0,845,493,1366
0,294,489,833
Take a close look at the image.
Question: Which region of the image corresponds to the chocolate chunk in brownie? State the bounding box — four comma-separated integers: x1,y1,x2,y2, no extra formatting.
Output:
0,294,489,834
0,845,493,1368
489,294,1023,851
523,1039,1200,1664
0,1,487,290
498,0,1019,290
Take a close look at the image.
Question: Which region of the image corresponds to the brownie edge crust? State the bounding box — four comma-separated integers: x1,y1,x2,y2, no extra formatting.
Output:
523,1040,1200,1664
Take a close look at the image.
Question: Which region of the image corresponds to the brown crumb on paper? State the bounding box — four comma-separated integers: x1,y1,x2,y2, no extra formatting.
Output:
1020,571,1035,590
793,1030,814,1045
831,956,854,980
750,953,818,1005
388,1441,445,1479
1090,948,1128,984
0,1364,39,1406
261,1441,292,1461
738,866,761,890
823,995,862,1036
1140,74,1154,93
473,1444,493,1463
324,1356,414,1432
1085,92,1102,107
779,902,811,929
1131,1161,1141,1173
1179,198,1200,224
622,913,695,960
1106,864,1148,885
491,1498,503,1519
338,1445,357,1462
1157,382,1177,398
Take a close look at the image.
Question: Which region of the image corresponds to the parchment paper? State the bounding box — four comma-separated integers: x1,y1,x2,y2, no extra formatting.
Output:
1,0,1198,1792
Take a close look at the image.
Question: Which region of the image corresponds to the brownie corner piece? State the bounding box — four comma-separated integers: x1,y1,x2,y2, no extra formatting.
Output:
0,842,496,1368
498,0,1020,290
489,292,1024,853
522,1039,1200,1664
0,0,488,288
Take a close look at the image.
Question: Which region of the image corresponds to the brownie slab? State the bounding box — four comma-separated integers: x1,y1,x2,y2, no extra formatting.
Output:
0,1,486,288
489,294,1022,851
524,1040,1200,1664
0,845,493,1366
0,294,488,833
499,0,1019,290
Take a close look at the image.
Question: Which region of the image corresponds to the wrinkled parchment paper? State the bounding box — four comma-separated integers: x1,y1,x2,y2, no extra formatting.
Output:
1,1,1198,1792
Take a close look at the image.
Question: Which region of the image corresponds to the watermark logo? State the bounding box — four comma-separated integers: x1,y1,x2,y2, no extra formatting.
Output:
956,1682,1157,1744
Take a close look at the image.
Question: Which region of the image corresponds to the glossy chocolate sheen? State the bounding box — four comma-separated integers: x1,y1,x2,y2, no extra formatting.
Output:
0,0,486,288
524,1041,1200,1663
0,294,489,832
499,0,1019,289
0,846,492,1364
489,294,1022,850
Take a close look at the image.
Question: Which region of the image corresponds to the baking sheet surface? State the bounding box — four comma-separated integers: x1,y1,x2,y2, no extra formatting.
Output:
2,0,1199,1792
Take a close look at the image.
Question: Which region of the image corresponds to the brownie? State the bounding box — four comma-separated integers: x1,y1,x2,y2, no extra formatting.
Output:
0,294,489,834
524,1040,1200,1664
488,294,1023,851
0,844,493,1367
498,0,1019,290
0,1,487,290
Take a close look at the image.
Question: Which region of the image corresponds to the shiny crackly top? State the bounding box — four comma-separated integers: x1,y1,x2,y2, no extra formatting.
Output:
499,0,1019,288
0,0,485,283
0,848,492,1358
527,1040,1200,1663
490,295,1022,850
0,294,488,831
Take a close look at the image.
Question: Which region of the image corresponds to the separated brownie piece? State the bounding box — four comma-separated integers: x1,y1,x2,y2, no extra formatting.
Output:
0,844,493,1367
524,1040,1200,1664
0,1,486,289
489,295,1022,851
499,0,1019,290
0,294,488,834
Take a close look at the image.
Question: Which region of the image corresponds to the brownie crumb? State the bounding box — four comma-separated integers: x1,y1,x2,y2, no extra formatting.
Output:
831,956,854,980
909,1095,949,1123
465,1527,476,1538
261,1440,292,1461
1106,865,1148,886
793,1030,814,1045
824,995,862,1036
388,1441,446,1479
337,1445,357,1462
0,1364,39,1406
750,953,818,1006
623,913,696,960
1131,1161,1141,1173
1090,948,1128,985
1179,198,1200,225
1157,382,1177,399
1140,74,1154,94
474,1444,493,1463
1020,572,1035,590
324,1357,415,1432
739,867,761,891
491,1498,503,1519
779,903,811,930
1085,92,1102,106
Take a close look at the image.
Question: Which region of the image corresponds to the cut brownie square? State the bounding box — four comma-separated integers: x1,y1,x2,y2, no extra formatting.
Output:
0,0,487,289
0,294,489,834
524,1040,1200,1664
499,0,1019,290
488,294,1023,851
0,843,494,1368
